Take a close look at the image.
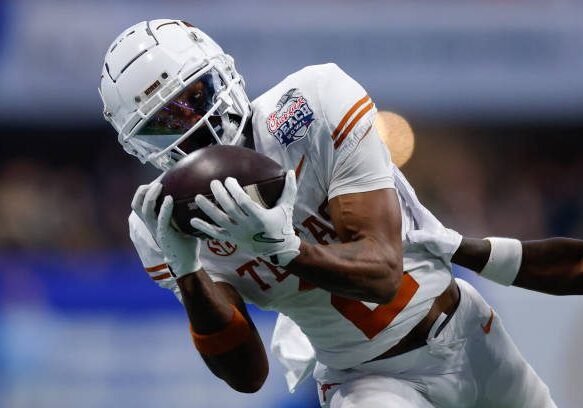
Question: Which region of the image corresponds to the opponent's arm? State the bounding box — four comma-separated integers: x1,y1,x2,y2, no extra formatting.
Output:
133,183,268,393
453,237,583,296
287,189,403,303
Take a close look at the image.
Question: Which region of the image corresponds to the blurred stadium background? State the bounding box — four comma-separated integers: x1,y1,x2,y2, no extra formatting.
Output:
1,0,582,407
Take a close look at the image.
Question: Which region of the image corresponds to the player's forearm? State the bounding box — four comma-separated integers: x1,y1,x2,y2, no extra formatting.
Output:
451,238,491,272
178,270,233,333
178,271,268,393
453,237,583,295
514,238,583,295
286,238,403,304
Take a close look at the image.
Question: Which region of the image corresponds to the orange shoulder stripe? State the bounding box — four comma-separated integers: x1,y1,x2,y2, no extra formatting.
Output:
152,272,173,281
331,95,370,141
295,155,306,179
333,101,375,149
145,263,169,273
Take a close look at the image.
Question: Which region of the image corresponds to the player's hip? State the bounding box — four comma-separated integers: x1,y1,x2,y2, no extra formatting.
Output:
314,279,556,407
314,279,478,382
366,277,461,362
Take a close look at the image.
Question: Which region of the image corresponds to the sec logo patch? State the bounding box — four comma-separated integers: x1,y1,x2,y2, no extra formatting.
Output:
207,239,237,256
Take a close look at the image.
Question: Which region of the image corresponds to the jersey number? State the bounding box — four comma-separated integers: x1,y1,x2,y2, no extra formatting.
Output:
236,257,419,339
297,204,421,339
302,274,419,339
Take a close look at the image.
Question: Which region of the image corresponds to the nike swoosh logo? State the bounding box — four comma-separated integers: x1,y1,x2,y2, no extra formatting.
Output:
481,308,494,334
252,232,285,244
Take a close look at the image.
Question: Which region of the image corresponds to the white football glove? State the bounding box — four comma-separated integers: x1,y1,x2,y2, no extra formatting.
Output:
131,183,161,239
405,194,462,265
191,170,301,266
132,182,202,278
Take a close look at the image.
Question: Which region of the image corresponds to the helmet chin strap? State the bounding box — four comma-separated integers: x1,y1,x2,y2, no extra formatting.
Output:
223,110,254,149
219,115,239,144
227,108,249,146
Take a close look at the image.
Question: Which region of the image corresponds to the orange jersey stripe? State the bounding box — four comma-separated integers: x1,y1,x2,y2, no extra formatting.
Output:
145,263,169,273
152,272,173,281
331,95,370,141
333,102,375,150
331,273,419,339
295,155,306,179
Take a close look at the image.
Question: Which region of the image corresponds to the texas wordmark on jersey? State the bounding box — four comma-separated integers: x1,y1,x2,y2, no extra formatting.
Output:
129,63,452,370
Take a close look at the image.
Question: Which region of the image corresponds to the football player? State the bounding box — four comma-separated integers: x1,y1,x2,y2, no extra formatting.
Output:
100,20,581,407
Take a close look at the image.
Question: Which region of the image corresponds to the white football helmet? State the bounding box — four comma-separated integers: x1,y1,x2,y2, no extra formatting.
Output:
99,19,251,170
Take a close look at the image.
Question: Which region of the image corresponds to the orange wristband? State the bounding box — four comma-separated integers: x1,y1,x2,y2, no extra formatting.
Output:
190,305,252,356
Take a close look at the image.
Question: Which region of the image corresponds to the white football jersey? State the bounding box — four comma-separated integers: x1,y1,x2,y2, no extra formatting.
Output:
129,63,452,370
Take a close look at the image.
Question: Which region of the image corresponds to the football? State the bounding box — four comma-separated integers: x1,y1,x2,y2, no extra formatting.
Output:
156,145,286,237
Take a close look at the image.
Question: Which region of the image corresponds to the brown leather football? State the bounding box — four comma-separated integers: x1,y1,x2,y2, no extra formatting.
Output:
156,145,286,237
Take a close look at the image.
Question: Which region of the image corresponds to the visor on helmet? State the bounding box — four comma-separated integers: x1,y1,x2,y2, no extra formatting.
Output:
134,69,227,155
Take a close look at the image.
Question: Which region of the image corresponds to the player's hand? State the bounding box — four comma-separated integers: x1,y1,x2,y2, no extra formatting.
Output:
133,182,202,278
191,170,301,266
131,183,161,239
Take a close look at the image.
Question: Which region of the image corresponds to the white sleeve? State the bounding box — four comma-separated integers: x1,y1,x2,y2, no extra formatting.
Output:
198,251,239,286
128,211,182,300
129,212,239,301
314,63,395,199
131,209,238,283
328,125,395,199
